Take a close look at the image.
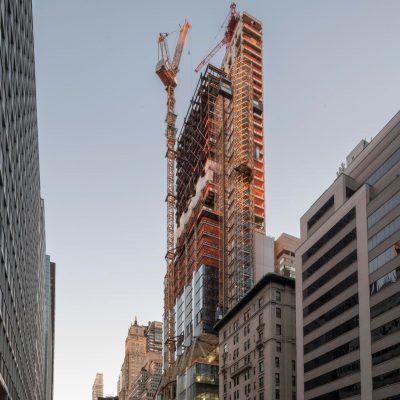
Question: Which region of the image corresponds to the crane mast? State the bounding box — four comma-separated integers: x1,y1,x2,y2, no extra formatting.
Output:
155,20,191,372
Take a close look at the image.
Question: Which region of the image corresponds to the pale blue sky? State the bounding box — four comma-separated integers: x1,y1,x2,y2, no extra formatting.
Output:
32,0,400,398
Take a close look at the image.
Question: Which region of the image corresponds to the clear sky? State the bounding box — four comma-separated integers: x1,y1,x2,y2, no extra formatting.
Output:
31,0,400,398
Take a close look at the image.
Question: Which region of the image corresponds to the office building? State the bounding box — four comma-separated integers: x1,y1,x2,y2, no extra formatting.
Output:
0,0,50,399
296,112,400,399
216,273,296,400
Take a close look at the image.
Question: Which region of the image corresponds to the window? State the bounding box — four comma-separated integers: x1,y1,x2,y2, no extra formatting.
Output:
304,338,359,372
303,272,358,317
275,389,280,399
371,291,400,319
366,147,400,186
370,266,400,295
259,361,264,373
304,316,359,354
276,324,282,335
275,291,281,302
276,341,281,353
292,376,296,386
369,246,398,274
303,250,357,299
303,229,357,281
244,310,250,321
259,376,264,388
292,360,296,372
275,357,280,368
307,196,334,231
368,216,400,250
373,368,400,390
304,360,360,391
304,293,358,336
275,373,280,386
372,342,400,366
259,392,264,400
276,307,281,318
303,209,355,263
368,191,400,228
371,316,400,342
308,383,360,400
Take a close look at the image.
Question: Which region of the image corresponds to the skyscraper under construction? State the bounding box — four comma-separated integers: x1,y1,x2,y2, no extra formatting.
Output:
157,5,265,399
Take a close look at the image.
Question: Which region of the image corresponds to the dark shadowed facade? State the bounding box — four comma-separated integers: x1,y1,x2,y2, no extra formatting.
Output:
0,0,51,399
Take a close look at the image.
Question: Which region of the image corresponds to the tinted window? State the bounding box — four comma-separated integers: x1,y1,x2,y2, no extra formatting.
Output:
303,230,357,281
303,209,355,263
304,338,359,373
373,368,400,390
304,316,359,354
368,216,400,251
309,383,360,400
304,360,360,392
369,247,396,274
304,294,358,336
370,266,400,295
367,147,400,186
372,342,400,366
371,316,400,342
303,250,357,299
368,191,400,228
371,292,400,319
307,196,334,231
303,272,357,317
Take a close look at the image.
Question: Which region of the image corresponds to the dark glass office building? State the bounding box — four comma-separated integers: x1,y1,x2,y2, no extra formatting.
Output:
0,0,51,399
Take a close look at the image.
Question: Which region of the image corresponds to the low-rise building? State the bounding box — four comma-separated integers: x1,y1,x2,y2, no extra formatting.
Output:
216,273,296,400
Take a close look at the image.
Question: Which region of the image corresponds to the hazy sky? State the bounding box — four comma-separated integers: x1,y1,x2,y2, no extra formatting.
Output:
31,0,400,398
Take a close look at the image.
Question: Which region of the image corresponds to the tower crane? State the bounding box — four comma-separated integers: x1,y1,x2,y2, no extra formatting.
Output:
155,20,191,370
195,3,238,73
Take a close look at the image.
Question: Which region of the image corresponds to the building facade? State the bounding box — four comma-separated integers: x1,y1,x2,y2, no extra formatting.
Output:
158,7,265,399
275,234,300,279
296,112,400,399
0,0,51,399
118,320,162,400
216,273,296,400
92,373,104,400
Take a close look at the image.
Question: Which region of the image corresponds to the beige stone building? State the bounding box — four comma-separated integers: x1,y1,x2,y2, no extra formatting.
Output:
118,319,162,400
296,111,400,399
275,233,300,278
216,273,296,400
92,373,104,400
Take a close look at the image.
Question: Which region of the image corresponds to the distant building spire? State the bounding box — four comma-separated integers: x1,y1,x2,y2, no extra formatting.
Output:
134,316,138,325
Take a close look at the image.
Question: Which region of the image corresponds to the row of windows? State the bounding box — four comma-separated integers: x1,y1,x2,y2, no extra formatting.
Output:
309,382,360,400
303,272,358,317
304,338,360,373
303,230,357,281
368,191,400,228
370,265,400,296
304,360,360,392
303,209,355,263
307,196,334,231
371,291,400,319
369,246,397,274
371,316,400,342
304,316,359,354
303,250,357,300
368,216,400,251
366,147,400,186
373,368,400,390
304,293,358,336
372,341,400,366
